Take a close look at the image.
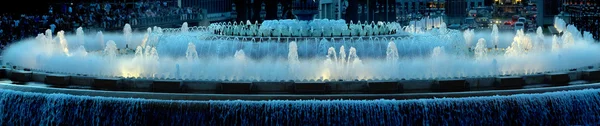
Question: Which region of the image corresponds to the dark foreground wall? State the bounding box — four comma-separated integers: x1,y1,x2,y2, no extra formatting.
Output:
1,89,600,125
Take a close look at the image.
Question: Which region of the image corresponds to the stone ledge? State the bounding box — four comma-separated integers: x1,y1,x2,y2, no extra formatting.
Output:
219,81,253,94
294,82,328,94
495,76,525,89
9,70,32,83
151,80,183,93
93,78,122,90
545,73,570,86
433,79,469,92
367,81,401,93
252,81,293,93
327,81,368,93
3,82,600,101
45,74,70,87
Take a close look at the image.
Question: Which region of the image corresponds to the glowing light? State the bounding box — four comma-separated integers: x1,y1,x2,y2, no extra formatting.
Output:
120,69,141,78
120,64,141,78
320,68,331,80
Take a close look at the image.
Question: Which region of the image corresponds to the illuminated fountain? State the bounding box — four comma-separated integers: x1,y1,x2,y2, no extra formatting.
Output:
1,15,599,82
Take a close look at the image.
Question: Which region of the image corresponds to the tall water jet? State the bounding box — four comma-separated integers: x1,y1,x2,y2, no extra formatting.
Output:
491,24,499,47
134,46,144,60
175,64,181,78
140,28,151,47
325,47,337,64
288,41,300,78
76,27,85,47
562,32,575,48
474,38,487,60
338,46,346,66
57,31,70,55
431,46,445,58
186,42,199,61
144,45,152,58
554,17,566,33
566,24,582,40
37,33,54,53
181,22,189,33
347,47,361,66
288,41,299,64
505,30,532,57
73,45,88,57
535,27,545,51
124,24,132,47
104,40,118,60
386,41,399,62
584,31,594,43
149,47,159,61
97,31,104,49
234,50,246,62
463,29,475,47
45,29,53,40
438,22,448,34
552,35,560,52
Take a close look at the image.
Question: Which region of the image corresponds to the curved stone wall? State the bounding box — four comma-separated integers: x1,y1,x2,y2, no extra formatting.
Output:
2,66,599,95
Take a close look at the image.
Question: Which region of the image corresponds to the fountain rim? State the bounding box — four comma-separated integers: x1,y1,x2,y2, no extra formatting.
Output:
1,80,600,101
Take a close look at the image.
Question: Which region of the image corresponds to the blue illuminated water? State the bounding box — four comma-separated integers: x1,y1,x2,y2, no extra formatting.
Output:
1,88,600,125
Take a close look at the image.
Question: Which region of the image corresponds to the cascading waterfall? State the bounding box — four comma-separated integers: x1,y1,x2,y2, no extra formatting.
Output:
2,88,600,125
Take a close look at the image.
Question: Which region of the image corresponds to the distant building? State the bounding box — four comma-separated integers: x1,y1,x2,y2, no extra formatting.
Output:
395,0,445,23
180,0,234,23
556,0,599,40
